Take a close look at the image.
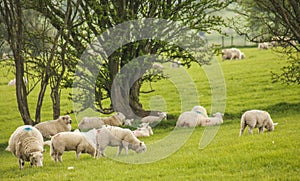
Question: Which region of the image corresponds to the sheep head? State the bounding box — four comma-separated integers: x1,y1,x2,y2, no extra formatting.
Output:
29,151,44,167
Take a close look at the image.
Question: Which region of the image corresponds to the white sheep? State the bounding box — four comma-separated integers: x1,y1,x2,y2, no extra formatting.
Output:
176,106,209,127
152,63,164,71
6,125,44,169
239,110,278,136
198,112,224,126
140,112,167,125
96,125,146,157
170,61,182,68
124,119,134,126
222,48,245,60
78,112,125,131
7,77,28,86
50,130,97,162
132,123,153,137
258,42,270,50
191,106,208,118
34,115,72,139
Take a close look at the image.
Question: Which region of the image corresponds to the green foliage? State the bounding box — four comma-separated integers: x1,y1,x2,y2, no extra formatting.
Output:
0,47,299,180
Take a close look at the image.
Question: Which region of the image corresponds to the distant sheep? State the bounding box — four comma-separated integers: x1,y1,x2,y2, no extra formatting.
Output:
132,123,153,137
50,130,97,162
96,125,146,157
198,112,224,126
239,110,278,136
34,115,72,139
124,119,134,126
152,63,163,71
78,112,125,131
140,112,167,125
6,125,44,169
170,61,181,68
222,48,245,60
258,42,270,50
176,106,209,127
7,77,28,86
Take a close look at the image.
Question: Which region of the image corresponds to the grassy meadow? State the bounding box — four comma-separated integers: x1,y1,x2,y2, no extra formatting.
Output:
0,47,299,180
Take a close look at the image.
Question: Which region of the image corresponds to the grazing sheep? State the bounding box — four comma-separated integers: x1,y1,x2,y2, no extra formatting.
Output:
222,48,245,60
96,125,146,157
34,115,72,140
50,130,97,162
140,112,167,125
132,123,153,137
78,112,125,131
198,112,224,126
6,125,44,169
239,110,278,136
176,106,209,127
258,42,270,50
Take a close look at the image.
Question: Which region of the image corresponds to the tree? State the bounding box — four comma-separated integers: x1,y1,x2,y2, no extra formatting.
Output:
230,0,300,84
34,0,233,118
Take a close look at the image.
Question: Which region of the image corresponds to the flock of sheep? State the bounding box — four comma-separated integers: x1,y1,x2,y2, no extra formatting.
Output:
6,104,278,169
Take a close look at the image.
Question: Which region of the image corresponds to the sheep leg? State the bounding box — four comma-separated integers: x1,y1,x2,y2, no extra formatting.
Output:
248,127,253,134
19,158,25,169
58,153,63,163
117,145,123,156
258,127,264,134
76,151,81,159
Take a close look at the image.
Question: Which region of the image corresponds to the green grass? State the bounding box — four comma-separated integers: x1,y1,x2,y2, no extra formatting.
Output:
0,48,299,180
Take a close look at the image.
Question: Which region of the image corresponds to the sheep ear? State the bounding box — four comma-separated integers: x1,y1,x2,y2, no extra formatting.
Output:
273,123,278,126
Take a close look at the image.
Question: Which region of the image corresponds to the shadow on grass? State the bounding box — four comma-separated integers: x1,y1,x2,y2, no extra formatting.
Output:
224,102,300,121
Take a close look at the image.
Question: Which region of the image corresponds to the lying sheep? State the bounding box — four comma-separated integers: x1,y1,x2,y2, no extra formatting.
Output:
124,119,134,126
198,112,224,126
96,125,146,157
78,112,125,131
222,48,245,60
6,125,44,169
191,106,208,118
176,106,209,127
34,115,72,139
132,123,153,137
140,112,167,125
50,130,97,162
239,110,278,136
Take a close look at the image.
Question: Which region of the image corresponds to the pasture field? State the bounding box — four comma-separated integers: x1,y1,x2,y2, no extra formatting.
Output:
0,47,299,180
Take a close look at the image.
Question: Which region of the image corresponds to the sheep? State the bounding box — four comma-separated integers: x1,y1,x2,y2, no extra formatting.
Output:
222,48,245,60
132,123,153,137
78,112,125,131
7,77,28,86
239,110,278,136
170,61,182,68
5,125,44,169
176,105,209,127
50,130,97,162
258,42,270,50
140,112,167,125
152,63,163,71
124,119,134,126
96,125,146,157
198,112,224,126
34,115,72,140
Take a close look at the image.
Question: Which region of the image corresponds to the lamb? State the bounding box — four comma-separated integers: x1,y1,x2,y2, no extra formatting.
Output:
239,110,278,136
6,125,44,169
222,48,245,60
78,112,125,131
132,123,153,137
140,112,167,125
96,125,146,157
124,119,134,126
198,112,224,126
176,106,209,127
34,115,72,139
50,130,97,162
